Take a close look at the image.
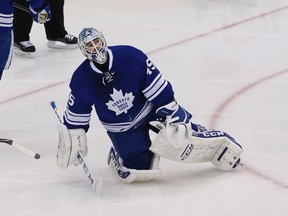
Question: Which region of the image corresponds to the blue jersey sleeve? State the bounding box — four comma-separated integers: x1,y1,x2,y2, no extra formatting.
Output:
0,1,13,31
63,91,93,132
134,49,175,107
63,61,94,132
0,0,13,79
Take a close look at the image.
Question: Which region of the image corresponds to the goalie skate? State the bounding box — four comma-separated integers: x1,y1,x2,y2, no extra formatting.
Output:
107,147,162,183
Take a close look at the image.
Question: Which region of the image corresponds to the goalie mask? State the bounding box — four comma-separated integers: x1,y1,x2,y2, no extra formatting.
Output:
78,27,108,64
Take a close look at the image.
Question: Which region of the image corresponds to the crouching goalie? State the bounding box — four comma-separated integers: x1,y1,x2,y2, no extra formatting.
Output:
55,27,243,184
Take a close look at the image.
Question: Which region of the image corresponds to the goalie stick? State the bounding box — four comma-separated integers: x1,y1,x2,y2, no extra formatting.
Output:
50,101,102,194
0,138,40,159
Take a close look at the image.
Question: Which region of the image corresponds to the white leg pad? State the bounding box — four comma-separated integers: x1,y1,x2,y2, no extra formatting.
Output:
210,137,243,171
149,121,243,171
150,129,223,163
107,148,162,183
56,123,87,169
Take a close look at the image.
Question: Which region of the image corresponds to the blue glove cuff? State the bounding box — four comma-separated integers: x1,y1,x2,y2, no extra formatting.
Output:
156,101,192,124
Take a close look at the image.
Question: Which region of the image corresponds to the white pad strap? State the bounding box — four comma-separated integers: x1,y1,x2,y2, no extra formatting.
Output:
107,147,161,183
56,123,87,169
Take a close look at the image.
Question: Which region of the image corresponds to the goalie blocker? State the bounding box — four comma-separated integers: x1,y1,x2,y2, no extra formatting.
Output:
56,123,88,169
150,120,243,171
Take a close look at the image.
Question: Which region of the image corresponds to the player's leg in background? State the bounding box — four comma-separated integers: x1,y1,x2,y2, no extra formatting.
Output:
45,0,78,49
13,0,35,58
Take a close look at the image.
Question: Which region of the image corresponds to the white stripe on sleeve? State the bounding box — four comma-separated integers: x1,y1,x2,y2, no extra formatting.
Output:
64,109,91,126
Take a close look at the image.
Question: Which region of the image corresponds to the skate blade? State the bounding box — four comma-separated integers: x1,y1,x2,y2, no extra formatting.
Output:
13,47,35,58
47,41,78,50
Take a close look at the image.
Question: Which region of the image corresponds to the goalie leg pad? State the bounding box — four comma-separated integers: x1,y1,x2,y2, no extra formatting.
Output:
107,147,161,183
56,123,87,169
210,136,243,171
149,121,243,171
150,122,221,163
150,128,223,163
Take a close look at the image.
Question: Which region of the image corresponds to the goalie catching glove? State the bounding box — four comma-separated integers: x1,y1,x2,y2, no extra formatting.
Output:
56,123,88,169
150,118,243,171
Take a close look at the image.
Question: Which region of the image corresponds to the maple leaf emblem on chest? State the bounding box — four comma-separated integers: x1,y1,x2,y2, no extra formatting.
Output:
106,88,135,115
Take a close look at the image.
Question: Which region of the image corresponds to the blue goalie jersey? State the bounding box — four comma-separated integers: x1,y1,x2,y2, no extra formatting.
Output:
64,45,175,133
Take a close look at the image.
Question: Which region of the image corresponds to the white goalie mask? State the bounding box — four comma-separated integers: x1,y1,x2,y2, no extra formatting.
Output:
78,27,108,64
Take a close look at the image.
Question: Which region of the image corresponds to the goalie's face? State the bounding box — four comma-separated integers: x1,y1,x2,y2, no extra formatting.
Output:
78,27,108,64
85,38,104,54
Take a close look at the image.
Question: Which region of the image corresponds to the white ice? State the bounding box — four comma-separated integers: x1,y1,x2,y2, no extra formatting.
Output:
1,0,288,215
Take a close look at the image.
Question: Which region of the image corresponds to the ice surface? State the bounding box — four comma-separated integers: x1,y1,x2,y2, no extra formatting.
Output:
1,0,288,215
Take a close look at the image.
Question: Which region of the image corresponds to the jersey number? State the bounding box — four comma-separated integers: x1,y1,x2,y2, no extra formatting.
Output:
68,93,75,106
146,59,156,75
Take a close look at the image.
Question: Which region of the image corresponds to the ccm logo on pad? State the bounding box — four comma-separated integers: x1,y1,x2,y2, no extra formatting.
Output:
202,131,225,137
180,144,194,161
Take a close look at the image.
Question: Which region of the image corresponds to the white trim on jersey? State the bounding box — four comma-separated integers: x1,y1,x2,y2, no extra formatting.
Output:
90,61,102,74
4,30,13,70
90,49,113,74
64,109,91,126
148,80,168,101
142,74,168,101
0,13,13,28
101,101,153,132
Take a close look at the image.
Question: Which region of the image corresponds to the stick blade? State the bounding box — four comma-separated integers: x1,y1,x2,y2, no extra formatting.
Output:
0,138,13,145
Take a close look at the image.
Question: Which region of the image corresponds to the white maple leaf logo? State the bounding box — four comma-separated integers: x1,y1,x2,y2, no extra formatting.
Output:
106,88,134,115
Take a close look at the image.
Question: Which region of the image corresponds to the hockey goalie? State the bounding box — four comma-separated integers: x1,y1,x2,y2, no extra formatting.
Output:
149,116,243,171
55,27,243,185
